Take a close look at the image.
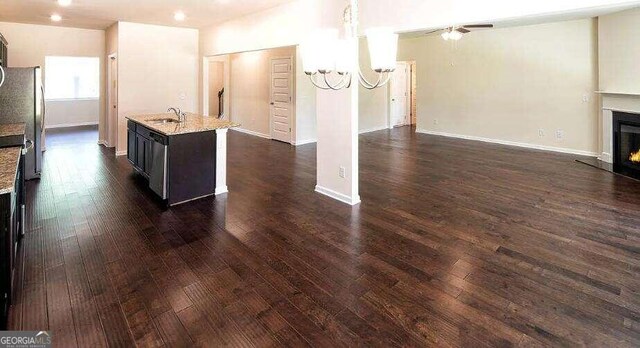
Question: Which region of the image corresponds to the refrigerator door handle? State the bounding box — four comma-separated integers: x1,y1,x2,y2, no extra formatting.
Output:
41,86,45,131
0,65,4,88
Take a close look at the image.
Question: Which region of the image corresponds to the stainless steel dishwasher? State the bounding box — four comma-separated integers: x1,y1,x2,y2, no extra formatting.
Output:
149,132,168,199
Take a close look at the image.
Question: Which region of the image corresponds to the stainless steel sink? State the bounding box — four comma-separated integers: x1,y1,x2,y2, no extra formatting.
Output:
149,118,180,124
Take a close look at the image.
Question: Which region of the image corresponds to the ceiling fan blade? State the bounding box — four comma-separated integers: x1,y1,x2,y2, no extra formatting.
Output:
456,28,470,34
462,24,494,29
424,29,443,35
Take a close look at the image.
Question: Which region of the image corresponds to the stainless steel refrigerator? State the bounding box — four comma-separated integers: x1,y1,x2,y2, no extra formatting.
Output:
0,67,44,180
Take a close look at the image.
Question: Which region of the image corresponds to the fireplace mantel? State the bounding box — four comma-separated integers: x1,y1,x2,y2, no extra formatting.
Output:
596,91,640,97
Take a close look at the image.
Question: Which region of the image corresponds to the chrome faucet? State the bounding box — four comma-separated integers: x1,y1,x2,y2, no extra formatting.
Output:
168,107,186,122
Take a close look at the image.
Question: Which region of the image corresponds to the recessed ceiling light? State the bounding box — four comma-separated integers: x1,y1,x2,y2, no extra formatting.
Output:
50,14,62,22
58,0,72,6
174,11,185,21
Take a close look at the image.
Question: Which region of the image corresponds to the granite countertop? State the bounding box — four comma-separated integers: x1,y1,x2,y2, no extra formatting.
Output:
0,123,26,137
126,113,239,136
0,147,22,195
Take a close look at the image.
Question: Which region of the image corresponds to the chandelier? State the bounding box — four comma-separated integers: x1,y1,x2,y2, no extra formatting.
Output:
300,0,398,90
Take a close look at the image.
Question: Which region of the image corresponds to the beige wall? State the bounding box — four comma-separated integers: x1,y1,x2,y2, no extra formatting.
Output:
598,8,640,93
45,100,100,128
116,22,198,153
396,18,600,155
228,46,295,137
294,46,317,144
0,21,105,136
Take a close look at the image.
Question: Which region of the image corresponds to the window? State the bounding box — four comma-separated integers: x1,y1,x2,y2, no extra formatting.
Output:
45,56,99,100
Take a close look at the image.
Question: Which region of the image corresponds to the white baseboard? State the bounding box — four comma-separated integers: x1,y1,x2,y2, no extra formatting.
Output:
97,139,108,147
293,138,316,146
215,186,228,195
115,150,127,157
231,127,271,139
599,152,612,163
416,129,599,157
45,121,98,129
315,185,361,206
359,126,389,134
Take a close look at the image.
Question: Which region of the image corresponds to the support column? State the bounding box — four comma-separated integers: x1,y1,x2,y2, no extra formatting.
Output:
215,128,228,195
314,42,360,205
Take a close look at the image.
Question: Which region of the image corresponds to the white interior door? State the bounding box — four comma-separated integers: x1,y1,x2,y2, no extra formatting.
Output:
390,62,410,127
108,55,117,147
270,57,292,143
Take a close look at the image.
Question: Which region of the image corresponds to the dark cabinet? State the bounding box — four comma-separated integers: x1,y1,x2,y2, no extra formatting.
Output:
127,120,154,178
136,135,145,172
0,151,24,329
127,129,136,164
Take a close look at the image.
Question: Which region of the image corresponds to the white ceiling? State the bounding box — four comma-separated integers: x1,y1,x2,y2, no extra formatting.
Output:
0,0,295,30
400,2,640,39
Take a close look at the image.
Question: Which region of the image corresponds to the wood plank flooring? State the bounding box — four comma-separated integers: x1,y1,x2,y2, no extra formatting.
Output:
8,125,640,347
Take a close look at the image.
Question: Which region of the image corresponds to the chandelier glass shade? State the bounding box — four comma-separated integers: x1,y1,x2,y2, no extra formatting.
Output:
301,0,398,90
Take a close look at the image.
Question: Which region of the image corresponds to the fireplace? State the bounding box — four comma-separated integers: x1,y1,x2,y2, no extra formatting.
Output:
613,111,640,179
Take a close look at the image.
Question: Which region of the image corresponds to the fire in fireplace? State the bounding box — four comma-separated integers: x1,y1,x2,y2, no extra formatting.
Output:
631,150,640,163
613,111,640,179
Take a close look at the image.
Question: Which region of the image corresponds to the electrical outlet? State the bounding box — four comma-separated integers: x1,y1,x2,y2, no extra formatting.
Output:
433,119,439,125
339,166,346,178
538,129,545,137
179,92,186,101
582,94,589,103
556,130,564,140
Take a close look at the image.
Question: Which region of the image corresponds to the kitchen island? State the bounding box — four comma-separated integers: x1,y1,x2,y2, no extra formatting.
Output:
126,113,238,206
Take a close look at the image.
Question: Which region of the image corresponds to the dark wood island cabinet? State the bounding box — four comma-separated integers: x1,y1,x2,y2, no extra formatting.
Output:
126,113,238,206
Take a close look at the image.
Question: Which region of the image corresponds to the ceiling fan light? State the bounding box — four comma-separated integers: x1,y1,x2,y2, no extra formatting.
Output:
366,27,398,72
449,31,463,41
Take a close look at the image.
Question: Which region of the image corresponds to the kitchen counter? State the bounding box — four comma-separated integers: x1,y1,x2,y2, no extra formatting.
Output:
0,147,22,195
0,123,25,138
126,113,238,136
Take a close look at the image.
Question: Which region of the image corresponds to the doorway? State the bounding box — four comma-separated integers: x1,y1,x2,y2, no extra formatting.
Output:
107,53,117,147
389,61,411,127
270,57,292,143
202,55,230,120
208,61,224,118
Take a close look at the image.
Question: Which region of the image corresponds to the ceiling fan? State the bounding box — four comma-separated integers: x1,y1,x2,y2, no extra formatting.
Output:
426,24,494,41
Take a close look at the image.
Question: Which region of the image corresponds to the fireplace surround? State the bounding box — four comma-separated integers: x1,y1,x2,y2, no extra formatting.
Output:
613,111,640,179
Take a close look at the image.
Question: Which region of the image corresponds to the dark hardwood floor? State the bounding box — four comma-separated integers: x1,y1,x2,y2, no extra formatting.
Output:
8,125,640,347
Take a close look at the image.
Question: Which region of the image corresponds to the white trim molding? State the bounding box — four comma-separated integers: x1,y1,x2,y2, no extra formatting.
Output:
115,150,127,157
315,185,361,206
359,126,389,134
45,121,98,129
416,129,599,157
292,138,317,146
599,152,612,163
215,128,229,195
231,127,271,139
